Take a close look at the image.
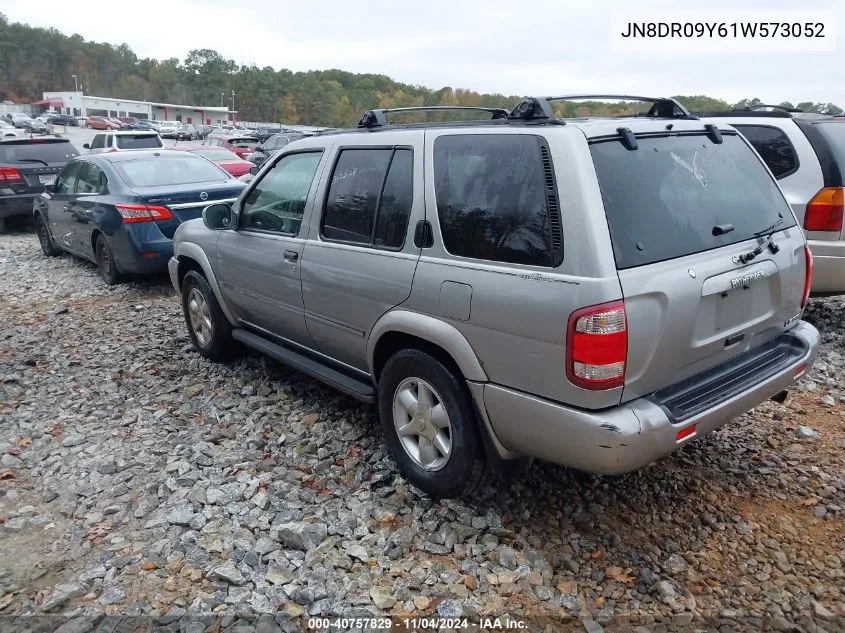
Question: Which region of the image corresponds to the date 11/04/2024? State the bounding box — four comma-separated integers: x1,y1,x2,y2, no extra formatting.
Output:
307,617,527,630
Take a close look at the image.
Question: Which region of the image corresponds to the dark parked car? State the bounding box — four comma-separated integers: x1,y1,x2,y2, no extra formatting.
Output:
129,119,157,131
0,137,80,232
16,118,50,134
33,150,246,284
46,113,79,127
248,133,306,173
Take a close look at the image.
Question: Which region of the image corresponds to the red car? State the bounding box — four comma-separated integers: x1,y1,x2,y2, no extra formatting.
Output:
202,135,260,159
177,146,253,178
86,116,120,130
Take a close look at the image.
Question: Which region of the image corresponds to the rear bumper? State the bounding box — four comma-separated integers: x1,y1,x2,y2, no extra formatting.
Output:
808,239,845,294
0,194,37,219
480,321,819,475
109,224,173,274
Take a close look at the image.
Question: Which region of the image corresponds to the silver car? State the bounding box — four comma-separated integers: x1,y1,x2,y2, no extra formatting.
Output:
169,97,819,497
698,107,845,295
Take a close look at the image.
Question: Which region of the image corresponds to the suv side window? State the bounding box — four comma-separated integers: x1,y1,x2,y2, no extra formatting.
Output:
733,124,799,179
433,135,559,267
76,162,106,194
240,151,323,235
55,162,80,194
90,134,105,150
322,147,413,248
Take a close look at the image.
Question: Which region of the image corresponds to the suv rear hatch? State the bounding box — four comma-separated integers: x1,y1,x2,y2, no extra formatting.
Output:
589,128,808,402
0,138,79,192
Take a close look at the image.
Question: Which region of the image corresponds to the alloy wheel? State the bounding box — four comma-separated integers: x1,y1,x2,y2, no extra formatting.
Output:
392,377,452,471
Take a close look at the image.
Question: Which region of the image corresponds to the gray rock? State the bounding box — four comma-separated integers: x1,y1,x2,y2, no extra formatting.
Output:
664,553,687,574
42,582,87,611
274,521,328,551
167,505,195,526
250,592,276,614
254,536,280,556
211,561,247,585
436,599,463,618
499,546,518,570
384,526,416,559
795,425,819,439
2,516,28,532
655,580,678,600
99,586,125,605
346,544,369,562
54,617,99,633
265,563,293,585
61,434,86,447
370,586,395,609
583,621,604,633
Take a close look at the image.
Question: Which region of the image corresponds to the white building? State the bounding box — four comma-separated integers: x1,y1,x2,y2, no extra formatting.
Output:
38,91,235,125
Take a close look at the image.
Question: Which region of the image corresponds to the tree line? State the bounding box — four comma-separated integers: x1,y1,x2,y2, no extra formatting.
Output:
0,14,842,126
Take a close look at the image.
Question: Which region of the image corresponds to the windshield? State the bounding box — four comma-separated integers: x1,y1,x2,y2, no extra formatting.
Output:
0,141,79,164
590,132,795,269
115,134,163,150
191,149,239,161
115,155,230,187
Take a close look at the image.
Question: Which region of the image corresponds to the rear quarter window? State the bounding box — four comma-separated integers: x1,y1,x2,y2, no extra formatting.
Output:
590,133,795,269
433,134,560,267
732,124,799,179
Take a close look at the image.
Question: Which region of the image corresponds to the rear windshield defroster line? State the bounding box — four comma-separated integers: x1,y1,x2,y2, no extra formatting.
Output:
589,133,796,270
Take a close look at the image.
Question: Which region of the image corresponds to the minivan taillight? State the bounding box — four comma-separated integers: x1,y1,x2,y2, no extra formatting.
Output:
802,245,813,308
566,300,627,390
115,203,174,223
804,187,844,232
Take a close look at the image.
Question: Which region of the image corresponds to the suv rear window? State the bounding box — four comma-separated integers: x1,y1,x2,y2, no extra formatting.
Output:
590,133,795,269
115,134,163,150
433,135,559,267
732,125,798,179
0,140,79,164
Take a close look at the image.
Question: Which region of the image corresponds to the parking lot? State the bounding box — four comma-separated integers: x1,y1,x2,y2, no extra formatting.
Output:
0,226,843,631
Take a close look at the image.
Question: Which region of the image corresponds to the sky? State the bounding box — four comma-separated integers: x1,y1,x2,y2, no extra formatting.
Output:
4,0,844,106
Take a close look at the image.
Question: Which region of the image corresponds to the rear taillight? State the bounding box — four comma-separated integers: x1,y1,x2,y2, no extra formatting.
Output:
115,203,174,223
804,187,844,232
802,245,813,308
566,300,627,390
0,167,23,183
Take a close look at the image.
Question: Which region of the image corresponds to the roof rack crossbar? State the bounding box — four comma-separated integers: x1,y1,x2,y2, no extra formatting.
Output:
509,94,694,121
357,106,510,128
736,104,804,113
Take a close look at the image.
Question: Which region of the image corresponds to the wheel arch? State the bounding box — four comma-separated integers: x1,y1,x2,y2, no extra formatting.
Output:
173,243,237,325
368,310,488,385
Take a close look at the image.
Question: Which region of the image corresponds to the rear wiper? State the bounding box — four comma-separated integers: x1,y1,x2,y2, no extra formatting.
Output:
17,158,48,166
739,217,785,264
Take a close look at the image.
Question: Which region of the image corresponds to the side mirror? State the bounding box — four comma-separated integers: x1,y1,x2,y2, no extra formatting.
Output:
83,143,90,149
202,203,235,230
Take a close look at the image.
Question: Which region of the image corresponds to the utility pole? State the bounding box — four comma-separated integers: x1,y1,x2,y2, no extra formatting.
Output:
231,91,236,122
220,92,224,107
72,74,78,92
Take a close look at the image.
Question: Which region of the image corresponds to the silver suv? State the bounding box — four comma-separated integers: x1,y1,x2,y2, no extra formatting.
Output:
697,106,845,295
169,96,819,497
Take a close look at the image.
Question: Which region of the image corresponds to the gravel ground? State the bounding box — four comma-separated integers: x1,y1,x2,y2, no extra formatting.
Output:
1,230,844,633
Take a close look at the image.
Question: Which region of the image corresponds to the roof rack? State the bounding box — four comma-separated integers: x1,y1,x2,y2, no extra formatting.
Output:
740,104,804,113
357,106,510,128
508,94,695,121
693,109,794,119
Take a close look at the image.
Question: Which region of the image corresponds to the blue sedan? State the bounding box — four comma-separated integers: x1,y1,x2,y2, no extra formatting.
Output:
33,150,246,284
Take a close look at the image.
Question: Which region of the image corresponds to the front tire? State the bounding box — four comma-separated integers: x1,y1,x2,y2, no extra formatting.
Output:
95,235,121,285
181,270,237,361
378,349,489,498
36,215,61,256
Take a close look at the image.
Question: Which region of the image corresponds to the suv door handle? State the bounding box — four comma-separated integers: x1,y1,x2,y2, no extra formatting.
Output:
283,250,298,262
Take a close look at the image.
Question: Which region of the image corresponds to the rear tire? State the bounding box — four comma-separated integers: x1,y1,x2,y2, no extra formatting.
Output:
36,215,61,256
86,123,92,129
181,270,238,362
95,235,121,285
378,349,489,498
